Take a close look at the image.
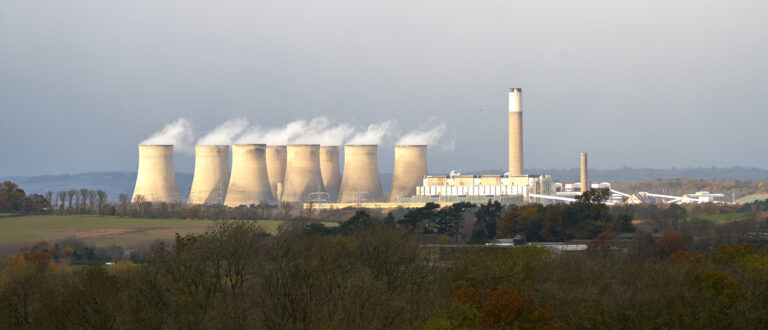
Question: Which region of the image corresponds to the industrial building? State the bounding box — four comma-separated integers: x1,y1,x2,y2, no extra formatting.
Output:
266,145,287,200
132,145,181,203
281,144,325,202
135,87,641,208
188,145,230,205
338,145,385,203
320,146,342,201
398,88,557,205
224,144,274,206
389,145,428,202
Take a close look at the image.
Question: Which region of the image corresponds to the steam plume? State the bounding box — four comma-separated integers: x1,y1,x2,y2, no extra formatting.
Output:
396,119,447,146
293,117,356,145
197,117,249,145
140,118,194,153
238,117,357,146
346,121,396,145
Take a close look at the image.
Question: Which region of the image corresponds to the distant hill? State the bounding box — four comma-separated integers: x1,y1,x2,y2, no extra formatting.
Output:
463,167,768,183
1,172,193,202
1,171,390,203
3,167,766,203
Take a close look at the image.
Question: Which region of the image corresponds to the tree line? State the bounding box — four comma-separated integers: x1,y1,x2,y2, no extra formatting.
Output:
2,216,768,328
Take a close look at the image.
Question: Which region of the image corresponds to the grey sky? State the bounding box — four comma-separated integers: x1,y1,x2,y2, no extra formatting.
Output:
1,0,766,176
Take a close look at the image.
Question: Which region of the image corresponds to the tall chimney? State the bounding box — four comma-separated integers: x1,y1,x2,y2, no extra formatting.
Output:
132,145,181,203
281,144,325,202
338,145,385,203
319,146,341,201
266,145,287,201
188,145,230,204
580,152,588,193
508,88,523,176
224,144,275,206
389,145,427,202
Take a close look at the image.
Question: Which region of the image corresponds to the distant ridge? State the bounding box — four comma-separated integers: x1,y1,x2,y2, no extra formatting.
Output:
1,171,193,202
2,167,766,202
435,167,768,182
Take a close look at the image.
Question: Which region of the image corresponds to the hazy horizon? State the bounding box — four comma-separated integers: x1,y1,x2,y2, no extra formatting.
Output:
2,0,767,176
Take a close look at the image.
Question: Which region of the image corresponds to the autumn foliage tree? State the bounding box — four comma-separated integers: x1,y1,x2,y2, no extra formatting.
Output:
446,284,559,329
496,188,632,241
656,229,688,257
0,181,49,213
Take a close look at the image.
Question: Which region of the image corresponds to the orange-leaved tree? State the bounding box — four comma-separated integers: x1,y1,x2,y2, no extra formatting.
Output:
656,229,687,257
449,284,560,329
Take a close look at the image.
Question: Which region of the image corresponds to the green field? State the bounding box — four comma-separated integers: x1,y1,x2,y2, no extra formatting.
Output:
0,215,310,249
688,212,754,223
737,194,768,204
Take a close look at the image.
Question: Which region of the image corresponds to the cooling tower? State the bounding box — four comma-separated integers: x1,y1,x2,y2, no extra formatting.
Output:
508,88,524,176
320,146,341,201
188,145,230,205
580,152,589,193
389,145,428,202
281,144,325,202
338,145,385,203
224,144,275,206
132,145,181,203
266,145,287,200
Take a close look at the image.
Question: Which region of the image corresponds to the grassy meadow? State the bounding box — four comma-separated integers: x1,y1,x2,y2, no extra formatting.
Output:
0,215,312,249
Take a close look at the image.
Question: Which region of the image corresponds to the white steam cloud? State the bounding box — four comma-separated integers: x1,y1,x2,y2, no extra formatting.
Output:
346,121,396,145
237,117,358,146
237,119,306,145
396,120,448,146
197,117,249,145
140,118,194,153
293,117,356,145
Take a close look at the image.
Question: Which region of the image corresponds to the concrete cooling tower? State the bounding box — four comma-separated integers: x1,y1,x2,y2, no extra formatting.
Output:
266,145,287,200
132,145,181,203
508,88,524,176
320,146,341,201
338,145,384,203
281,144,325,202
188,145,230,205
224,144,275,207
389,145,427,202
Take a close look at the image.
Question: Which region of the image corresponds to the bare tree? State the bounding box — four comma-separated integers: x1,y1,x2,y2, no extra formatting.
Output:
79,188,89,212
44,191,53,212
74,194,81,214
67,189,77,214
56,191,67,213
96,190,108,214
118,193,130,215
280,202,294,219
88,190,97,211
133,195,149,216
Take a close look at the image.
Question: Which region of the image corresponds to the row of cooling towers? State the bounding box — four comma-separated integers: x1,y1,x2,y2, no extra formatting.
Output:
132,144,428,206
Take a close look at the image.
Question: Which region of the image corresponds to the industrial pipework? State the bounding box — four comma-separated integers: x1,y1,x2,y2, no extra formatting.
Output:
132,145,181,203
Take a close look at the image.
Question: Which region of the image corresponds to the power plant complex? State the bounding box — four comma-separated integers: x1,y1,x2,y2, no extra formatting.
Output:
131,88,624,207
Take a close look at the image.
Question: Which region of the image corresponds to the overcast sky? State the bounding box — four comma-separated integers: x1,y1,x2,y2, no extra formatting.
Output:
1,0,767,176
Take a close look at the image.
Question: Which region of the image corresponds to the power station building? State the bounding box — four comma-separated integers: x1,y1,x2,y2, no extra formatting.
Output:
132,145,182,203
402,88,556,204
134,87,565,207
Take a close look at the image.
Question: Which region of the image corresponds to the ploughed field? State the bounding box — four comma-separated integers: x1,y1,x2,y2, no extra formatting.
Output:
0,215,296,250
